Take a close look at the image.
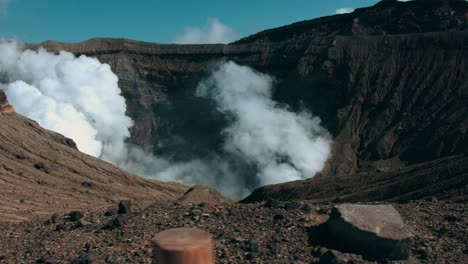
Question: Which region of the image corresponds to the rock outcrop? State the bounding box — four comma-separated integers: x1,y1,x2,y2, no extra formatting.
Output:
176,185,232,206
0,90,14,114
325,204,413,261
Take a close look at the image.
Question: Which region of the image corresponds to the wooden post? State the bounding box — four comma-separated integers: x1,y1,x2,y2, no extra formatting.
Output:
151,228,214,264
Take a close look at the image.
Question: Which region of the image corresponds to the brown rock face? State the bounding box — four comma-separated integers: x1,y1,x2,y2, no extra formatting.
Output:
325,204,413,261
0,90,15,114
242,155,468,203
0,112,188,222
176,185,232,206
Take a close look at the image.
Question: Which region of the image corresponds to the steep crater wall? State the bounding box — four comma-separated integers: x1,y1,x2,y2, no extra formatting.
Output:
36,30,468,178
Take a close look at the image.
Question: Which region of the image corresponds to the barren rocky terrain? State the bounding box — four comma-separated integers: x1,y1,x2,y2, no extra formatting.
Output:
0,0,466,263
0,199,466,263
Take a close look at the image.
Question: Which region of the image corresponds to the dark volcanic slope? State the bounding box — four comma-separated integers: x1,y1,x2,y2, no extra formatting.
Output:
0,108,187,222
32,0,468,200
242,155,468,203
235,0,468,43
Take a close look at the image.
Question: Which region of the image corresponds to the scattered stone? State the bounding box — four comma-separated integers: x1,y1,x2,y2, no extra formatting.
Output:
50,214,60,224
284,201,303,211
264,199,284,209
415,246,432,259
36,254,57,264
104,207,117,216
444,215,462,223
118,200,131,214
176,185,232,205
75,219,92,229
273,213,285,221
301,203,313,213
54,224,69,232
325,204,413,261
245,252,254,260
15,154,26,160
33,162,49,173
67,211,84,222
71,253,95,264
80,182,95,188
319,250,364,264
104,215,127,229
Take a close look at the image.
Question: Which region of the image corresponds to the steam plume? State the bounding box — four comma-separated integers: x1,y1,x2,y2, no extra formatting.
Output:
0,41,331,197
196,62,331,186
0,41,133,159
174,17,238,44
334,8,355,15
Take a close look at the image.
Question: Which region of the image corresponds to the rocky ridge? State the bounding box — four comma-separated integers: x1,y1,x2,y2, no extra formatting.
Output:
0,94,187,222
0,90,14,114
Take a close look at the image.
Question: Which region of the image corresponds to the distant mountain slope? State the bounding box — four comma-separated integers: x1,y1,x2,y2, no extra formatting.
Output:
235,0,468,44
242,154,468,203
0,93,187,222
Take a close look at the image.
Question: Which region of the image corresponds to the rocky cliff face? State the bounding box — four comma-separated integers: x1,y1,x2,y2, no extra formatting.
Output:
33,0,468,198
0,90,14,114
0,92,187,222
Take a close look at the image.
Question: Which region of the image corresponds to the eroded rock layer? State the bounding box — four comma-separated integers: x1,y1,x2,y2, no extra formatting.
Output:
27,0,468,201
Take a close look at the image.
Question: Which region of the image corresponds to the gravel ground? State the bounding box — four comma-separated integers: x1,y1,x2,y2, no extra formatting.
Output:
0,200,466,263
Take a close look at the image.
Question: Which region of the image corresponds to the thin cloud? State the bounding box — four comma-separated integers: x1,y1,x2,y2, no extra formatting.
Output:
174,17,238,44
335,7,355,15
0,0,10,16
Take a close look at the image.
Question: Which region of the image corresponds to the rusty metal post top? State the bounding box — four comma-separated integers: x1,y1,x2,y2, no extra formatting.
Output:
152,228,212,250
151,227,214,264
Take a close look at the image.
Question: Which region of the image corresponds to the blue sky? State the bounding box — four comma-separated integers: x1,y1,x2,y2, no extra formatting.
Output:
0,0,381,44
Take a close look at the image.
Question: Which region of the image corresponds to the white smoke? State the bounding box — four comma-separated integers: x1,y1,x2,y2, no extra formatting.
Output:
6,80,102,155
0,41,331,197
0,41,133,159
174,17,238,44
334,7,355,15
196,62,331,186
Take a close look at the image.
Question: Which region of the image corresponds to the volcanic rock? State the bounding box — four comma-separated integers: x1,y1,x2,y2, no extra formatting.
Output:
67,211,84,222
117,200,131,214
0,90,14,114
104,215,127,229
71,253,95,264
325,204,413,261
176,185,232,206
50,214,60,224
319,250,364,264
36,254,58,264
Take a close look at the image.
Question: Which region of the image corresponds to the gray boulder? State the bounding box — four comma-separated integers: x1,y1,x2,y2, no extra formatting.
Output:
326,204,412,261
